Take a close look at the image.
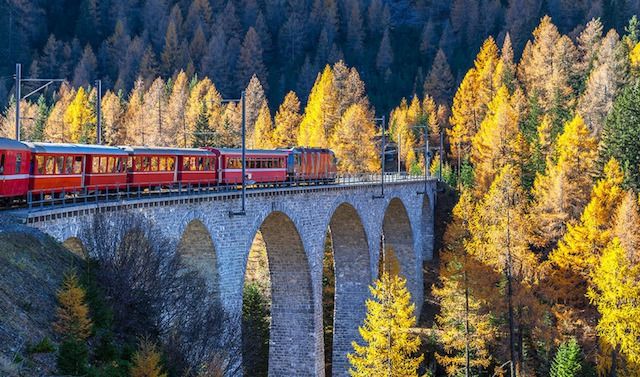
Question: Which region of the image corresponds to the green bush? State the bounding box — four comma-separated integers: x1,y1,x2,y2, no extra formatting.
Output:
27,337,55,354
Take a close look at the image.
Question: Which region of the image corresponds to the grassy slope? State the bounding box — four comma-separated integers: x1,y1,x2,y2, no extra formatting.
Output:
0,226,81,375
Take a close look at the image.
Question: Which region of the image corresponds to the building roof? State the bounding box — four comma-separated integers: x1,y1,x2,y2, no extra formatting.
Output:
23,142,127,155
0,137,30,151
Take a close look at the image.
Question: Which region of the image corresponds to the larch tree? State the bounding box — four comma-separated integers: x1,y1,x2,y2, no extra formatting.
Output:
448,69,480,163
45,83,76,142
161,19,184,76
101,90,125,145
602,81,640,190
390,98,418,171
298,66,339,148
348,272,423,377
123,79,146,145
530,114,598,252
245,75,267,142
237,27,268,91
130,339,168,377
470,86,523,195
423,49,455,105
141,77,168,146
72,44,97,88
330,103,378,173
376,28,393,75
251,101,273,149
468,165,543,376
549,159,626,307
272,91,302,147
165,71,189,147
54,271,92,341
433,189,497,376
64,86,96,144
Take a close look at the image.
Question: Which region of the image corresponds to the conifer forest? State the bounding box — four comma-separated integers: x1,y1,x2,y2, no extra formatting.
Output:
2,0,640,376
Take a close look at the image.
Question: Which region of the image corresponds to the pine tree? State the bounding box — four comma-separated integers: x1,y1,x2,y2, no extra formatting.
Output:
64,87,96,144
550,338,584,377
31,95,49,142
273,91,302,147
242,283,270,377
252,102,273,149
193,101,215,147
330,103,378,173
130,339,168,377
602,81,640,189
348,272,423,377
298,66,338,148
530,115,598,252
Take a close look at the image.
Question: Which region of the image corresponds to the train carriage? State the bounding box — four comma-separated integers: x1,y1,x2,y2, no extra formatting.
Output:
120,147,181,187
283,148,338,182
176,148,219,184
209,148,288,185
0,138,31,199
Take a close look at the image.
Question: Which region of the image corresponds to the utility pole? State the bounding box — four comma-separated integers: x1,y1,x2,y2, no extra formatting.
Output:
229,91,247,216
397,129,401,174
439,128,444,181
95,80,102,144
14,63,64,141
15,64,20,141
373,115,386,199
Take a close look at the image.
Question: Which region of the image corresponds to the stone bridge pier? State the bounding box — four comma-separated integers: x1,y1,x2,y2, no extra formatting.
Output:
25,180,436,376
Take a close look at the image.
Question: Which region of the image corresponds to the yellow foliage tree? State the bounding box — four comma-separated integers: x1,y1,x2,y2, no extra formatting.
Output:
130,339,168,377
252,101,274,149
530,114,598,251
630,42,640,76
348,272,423,377
588,238,640,369
449,70,480,162
470,86,523,194
272,91,302,147
433,189,497,376
64,87,96,143
330,103,379,173
298,65,339,147
53,271,92,341
390,98,418,170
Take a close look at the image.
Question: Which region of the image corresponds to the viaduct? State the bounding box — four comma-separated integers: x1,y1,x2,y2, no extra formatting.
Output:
15,177,437,376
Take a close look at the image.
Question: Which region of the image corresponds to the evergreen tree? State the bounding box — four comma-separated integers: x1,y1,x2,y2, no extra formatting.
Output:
242,283,270,377
550,338,584,377
193,101,215,147
31,95,49,142
348,272,423,377
602,81,640,189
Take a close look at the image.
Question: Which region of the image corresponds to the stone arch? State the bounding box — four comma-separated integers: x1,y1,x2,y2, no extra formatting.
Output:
246,211,316,376
326,202,371,377
177,219,220,303
382,198,418,302
62,237,87,258
422,194,435,261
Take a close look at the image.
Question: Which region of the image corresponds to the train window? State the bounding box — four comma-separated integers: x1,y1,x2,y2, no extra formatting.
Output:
107,157,116,173
74,157,83,174
65,156,73,174
168,157,175,171
55,156,64,174
14,153,21,173
0,153,4,174
45,156,55,174
159,157,166,171
92,157,99,173
36,156,44,174
151,157,158,172
116,158,123,173
134,157,141,171
142,156,150,171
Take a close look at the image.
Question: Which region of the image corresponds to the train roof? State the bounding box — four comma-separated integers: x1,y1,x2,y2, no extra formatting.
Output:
278,147,334,153
119,146,216,156
0,137,30,151
209,148,288,156
23,142,127,155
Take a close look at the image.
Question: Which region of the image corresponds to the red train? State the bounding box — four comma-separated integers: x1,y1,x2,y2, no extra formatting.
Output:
0,137,337,202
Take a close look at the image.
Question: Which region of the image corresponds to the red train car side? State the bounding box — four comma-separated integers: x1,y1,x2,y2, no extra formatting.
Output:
176,148,219,184
210,148,288,184
121,147,180,187
283,148,337,181
0,138,31,199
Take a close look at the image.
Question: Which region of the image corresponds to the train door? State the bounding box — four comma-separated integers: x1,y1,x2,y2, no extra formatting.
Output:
15,153,22,174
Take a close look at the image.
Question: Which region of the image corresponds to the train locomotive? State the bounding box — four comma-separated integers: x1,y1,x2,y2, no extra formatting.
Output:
0,137,338,203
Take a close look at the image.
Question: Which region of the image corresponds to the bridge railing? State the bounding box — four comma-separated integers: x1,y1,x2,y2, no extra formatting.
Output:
24,172,433,211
